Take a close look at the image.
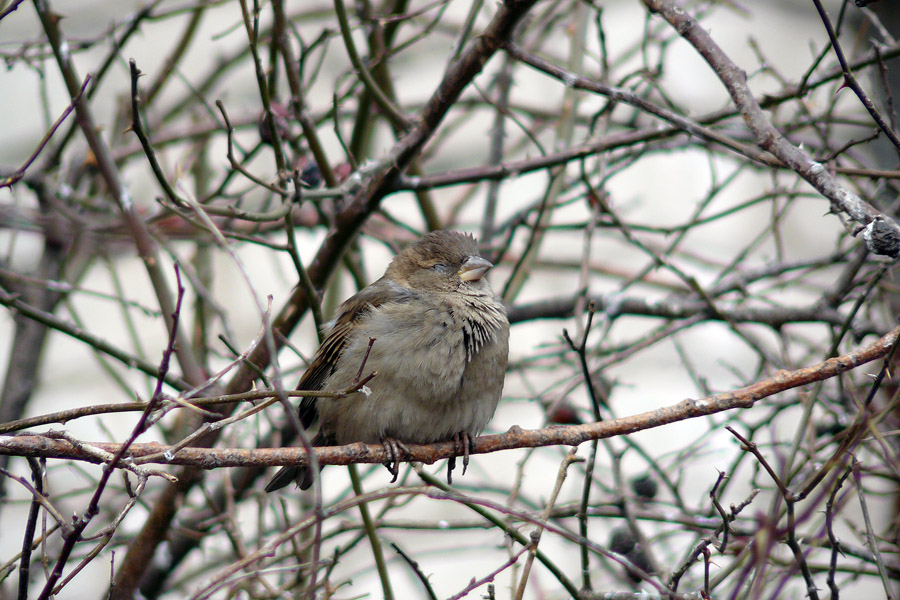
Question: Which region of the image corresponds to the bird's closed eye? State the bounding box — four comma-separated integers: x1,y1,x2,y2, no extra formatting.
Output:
429,263,452,273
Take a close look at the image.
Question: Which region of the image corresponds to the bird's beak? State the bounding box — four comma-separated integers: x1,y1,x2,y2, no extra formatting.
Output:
458,256,493,282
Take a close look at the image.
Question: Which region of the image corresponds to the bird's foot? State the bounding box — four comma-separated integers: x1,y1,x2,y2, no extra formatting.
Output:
446,432,474,484
381,437,411,483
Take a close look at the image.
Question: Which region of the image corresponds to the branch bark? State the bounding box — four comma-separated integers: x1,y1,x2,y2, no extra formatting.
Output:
4,324,895,471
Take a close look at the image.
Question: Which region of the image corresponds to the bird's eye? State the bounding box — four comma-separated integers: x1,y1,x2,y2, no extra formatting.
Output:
430,263,451,273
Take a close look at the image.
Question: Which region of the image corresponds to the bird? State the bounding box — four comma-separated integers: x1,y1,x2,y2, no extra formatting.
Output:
265,230,510,492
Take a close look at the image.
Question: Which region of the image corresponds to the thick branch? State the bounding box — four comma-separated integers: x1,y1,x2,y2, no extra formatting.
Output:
642,0,900,258
4,324,895,470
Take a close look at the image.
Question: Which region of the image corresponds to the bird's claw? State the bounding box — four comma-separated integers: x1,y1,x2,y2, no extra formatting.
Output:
381,437,411,483
446,432,473,484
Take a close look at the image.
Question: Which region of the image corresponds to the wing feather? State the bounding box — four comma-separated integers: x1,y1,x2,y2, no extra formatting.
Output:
296,279,414,427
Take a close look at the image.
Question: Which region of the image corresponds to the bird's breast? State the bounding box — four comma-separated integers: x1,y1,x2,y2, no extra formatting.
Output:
317,294,507,444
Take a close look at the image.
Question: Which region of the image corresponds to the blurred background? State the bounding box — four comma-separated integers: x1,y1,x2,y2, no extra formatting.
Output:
1,0,899,598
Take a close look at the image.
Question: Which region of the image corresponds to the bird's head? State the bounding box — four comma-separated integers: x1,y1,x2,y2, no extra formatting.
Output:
386,230,495,295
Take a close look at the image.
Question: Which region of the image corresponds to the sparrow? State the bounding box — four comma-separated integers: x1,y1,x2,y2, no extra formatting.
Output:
265,230,510,491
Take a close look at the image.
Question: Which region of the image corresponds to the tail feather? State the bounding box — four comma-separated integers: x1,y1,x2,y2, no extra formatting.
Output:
264,463,319,492
265,433,326,492
265,466,299,492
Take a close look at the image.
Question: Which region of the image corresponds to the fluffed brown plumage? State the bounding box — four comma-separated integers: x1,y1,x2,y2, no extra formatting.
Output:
265,230,509,492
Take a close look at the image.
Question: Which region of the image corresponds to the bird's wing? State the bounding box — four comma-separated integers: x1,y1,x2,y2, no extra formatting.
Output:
296,279,414,428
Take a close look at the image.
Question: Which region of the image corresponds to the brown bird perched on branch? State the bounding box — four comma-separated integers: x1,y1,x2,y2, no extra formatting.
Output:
265,230,510,492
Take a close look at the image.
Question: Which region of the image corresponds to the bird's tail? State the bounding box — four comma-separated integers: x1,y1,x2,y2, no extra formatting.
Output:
264,464,316,492
264,432,326,492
